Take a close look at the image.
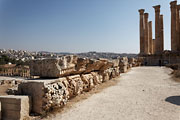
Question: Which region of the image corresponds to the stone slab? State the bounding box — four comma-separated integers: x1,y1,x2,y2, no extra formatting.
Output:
0,95,31,120
18,82,44,115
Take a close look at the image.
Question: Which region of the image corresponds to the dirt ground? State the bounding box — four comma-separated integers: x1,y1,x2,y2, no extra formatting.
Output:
45,67,180,120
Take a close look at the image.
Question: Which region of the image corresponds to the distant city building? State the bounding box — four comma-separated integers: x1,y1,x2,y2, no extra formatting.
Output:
0,64,30,78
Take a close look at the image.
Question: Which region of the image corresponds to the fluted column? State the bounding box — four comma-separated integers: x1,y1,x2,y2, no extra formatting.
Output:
170,1,177,51
148,21,153,54
153,5,161,54
144,13,149,54
139,9,145,55
159,15,164,52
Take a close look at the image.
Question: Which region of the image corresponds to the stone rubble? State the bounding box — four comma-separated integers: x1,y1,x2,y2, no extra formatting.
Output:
16,55,142,115
119,57,129,73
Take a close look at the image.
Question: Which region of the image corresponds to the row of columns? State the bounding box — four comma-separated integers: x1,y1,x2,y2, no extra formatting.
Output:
139,10,154,55
139,5,164,55
139,0,180,55
170,1,180,52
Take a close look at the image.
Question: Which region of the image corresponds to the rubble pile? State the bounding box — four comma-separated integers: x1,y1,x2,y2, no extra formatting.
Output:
17,55,142,115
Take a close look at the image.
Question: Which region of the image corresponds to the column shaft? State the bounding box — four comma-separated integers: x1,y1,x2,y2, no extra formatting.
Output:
139,9,145,54
148,21,153,54
153,5,161,54
159,15,164,52
177,5,180,51
170,1,177,51
144,13,149,54
153,39,155,54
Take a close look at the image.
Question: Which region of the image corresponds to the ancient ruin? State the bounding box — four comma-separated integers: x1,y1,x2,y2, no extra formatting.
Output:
0,55,142,119
1,0,180,119
139,5,164,55
0,64,30,78
139,1,180,66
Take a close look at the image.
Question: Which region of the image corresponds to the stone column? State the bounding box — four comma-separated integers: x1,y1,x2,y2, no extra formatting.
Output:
170,1,177,51
144,13,149,54
159,15,164,52
177,5,180,51
153,39,155,54
153,5,161,54
148,21,153,54
139,9,145,55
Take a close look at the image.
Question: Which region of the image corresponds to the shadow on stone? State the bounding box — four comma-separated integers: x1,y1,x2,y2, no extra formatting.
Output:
165,96,180,106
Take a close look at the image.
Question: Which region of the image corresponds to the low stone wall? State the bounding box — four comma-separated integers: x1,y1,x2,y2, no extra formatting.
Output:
18,70,120,114
17,56,141,115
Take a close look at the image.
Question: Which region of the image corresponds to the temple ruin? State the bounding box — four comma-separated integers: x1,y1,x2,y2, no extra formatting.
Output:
1,1,180,119
139,1,180,66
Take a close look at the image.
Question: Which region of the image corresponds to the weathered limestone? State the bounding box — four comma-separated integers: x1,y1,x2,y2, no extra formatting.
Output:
119,57,129,73
0,95,31,120
139,9,145,55
177,5,180,51
66,75,84,97
81,74,94,91
17,71,117,114
75,57,89,74
30,55,78,78
153,5,161,54
148,21,153,54
128,58,141,67
144,13,149,54
160,15,164,52
16,55,142,115
170,1,178,51
18,82,45,114
30,56,115,78
153,39,155,53
91,72,103,85
43,78,69,111
18,78,69,114
85,59,108,73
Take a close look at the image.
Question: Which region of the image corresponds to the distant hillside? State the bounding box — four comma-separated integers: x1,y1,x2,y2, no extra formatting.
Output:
76,52,137,60
0,49,138,61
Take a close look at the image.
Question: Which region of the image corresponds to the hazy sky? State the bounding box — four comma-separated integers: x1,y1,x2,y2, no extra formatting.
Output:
0,0,178,53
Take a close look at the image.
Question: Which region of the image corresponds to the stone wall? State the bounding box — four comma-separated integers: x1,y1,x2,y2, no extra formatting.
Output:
17,56,141,115
142,52,180,66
